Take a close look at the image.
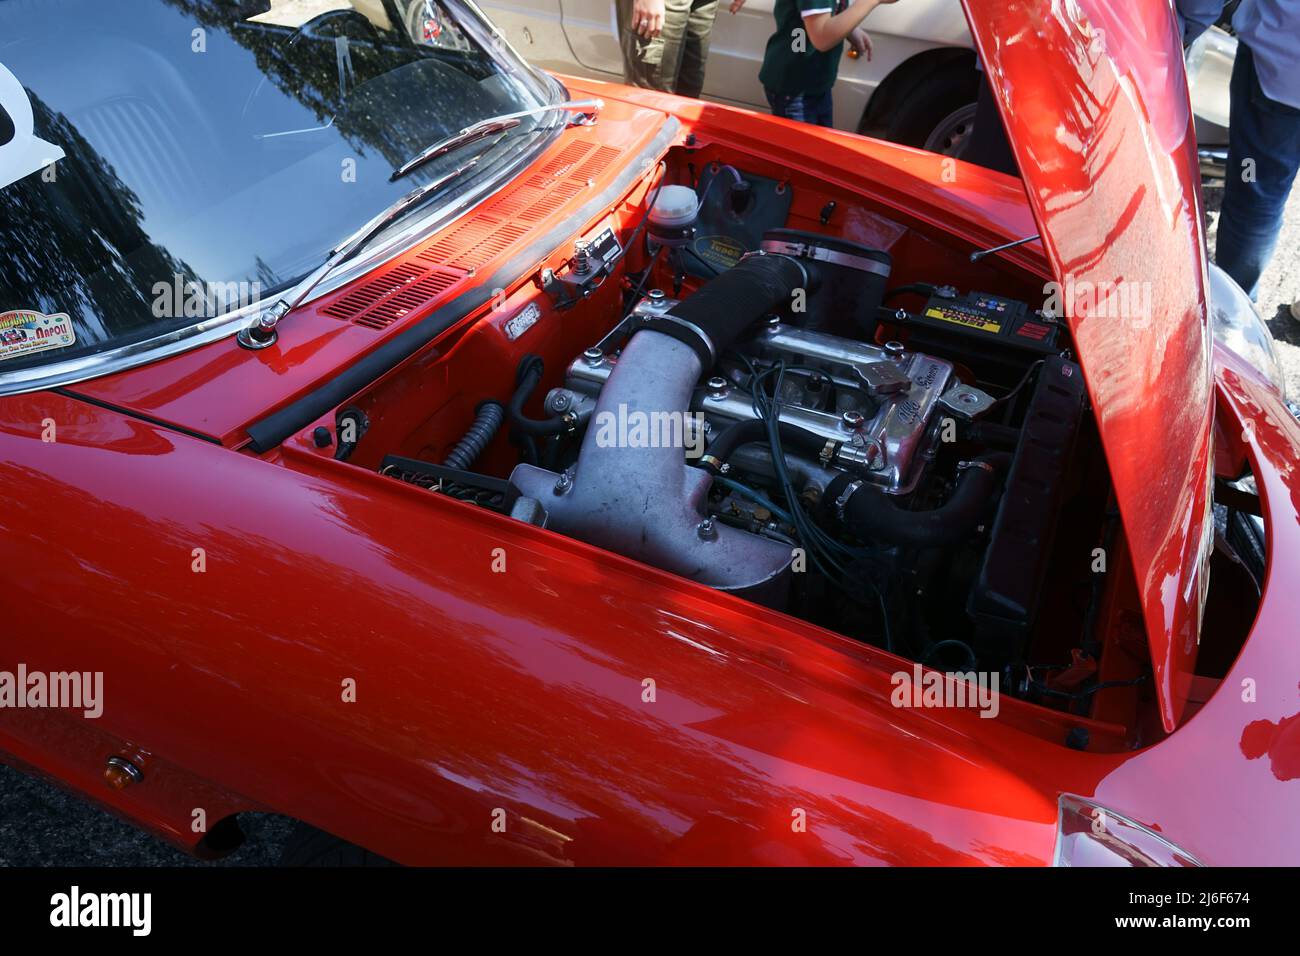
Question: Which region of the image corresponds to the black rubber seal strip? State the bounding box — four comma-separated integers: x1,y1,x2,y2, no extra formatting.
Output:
245,117,681,453
51,387,224,446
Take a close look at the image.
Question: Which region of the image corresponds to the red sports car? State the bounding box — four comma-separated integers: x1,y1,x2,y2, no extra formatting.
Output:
0,0,1296,866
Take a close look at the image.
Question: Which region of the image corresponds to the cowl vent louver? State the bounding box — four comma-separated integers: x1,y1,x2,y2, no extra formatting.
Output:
321,264,466,330
320,139,616,329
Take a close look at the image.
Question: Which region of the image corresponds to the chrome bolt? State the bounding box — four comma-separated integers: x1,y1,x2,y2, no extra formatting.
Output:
104,755,144,790
841,410,866,430
583,346,604,365
236,300,288,350
707,375,729,399
547,391,572,413
764,315,782,334
553,472,572,495
697,517,718,541
647,288,666,303
884,340,906,358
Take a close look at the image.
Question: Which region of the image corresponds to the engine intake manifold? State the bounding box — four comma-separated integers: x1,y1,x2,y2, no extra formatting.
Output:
508,254,806,600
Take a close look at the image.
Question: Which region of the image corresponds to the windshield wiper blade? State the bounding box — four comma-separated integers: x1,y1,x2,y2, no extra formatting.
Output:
237,152,488,350
237,98,604,349
390,98,602,182
390,120,516,182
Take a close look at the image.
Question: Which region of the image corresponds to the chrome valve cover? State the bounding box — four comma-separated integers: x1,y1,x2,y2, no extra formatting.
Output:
563,295,955,494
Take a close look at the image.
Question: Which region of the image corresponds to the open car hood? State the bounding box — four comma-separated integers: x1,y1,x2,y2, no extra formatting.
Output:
961,0,1215,731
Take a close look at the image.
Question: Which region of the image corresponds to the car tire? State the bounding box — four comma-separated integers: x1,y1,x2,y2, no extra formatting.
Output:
880,67,980,154
922,102,979,157
278,822,398,867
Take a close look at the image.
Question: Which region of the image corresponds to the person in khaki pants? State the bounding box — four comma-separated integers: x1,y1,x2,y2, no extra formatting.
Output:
618,0,742,98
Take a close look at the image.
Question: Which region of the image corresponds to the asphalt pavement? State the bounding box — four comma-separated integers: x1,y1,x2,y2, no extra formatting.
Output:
0,766,293,866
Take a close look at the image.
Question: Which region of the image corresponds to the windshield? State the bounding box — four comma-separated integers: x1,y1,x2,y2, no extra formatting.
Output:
0,0,554,375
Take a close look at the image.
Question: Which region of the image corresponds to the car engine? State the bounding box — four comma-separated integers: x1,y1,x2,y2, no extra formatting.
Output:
373,217,1093,685
475,229,1084,673
510,290,970,597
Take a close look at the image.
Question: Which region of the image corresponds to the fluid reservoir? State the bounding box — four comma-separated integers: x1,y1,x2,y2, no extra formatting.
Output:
647,185,699,248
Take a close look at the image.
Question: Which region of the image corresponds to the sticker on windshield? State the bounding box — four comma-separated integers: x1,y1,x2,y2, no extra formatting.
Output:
0,310,76,361
422,12,442,42
0,63,65,190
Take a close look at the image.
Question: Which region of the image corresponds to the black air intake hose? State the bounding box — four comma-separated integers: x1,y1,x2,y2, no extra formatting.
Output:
645,253,806,365
443,400,504,470
828,453,1011,548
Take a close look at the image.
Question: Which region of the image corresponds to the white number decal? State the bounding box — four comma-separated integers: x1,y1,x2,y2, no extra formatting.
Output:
0,62,66,190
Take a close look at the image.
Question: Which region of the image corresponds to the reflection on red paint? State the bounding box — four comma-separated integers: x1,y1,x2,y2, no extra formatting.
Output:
1240,713,1300,782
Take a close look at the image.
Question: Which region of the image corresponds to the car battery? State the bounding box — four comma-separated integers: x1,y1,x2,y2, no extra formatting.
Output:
912,289,1059,354
884,288,1061,388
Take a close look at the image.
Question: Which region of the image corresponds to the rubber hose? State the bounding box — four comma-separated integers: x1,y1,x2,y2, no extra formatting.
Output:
966,421,1020,450
830,453,1011,548
443,400,504,471
703,418,830,474
666,252,806,355
509,355,570,437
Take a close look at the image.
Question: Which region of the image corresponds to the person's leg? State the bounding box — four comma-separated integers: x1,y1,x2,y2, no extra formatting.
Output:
765,89,810,123
812,89,834,128
617,0,693,93
675,0,720,99
616,0,654,88
1216,44,1300,299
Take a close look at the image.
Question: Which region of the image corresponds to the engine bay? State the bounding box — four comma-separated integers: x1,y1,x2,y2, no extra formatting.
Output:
308,151,1253,750
497,244,1094,671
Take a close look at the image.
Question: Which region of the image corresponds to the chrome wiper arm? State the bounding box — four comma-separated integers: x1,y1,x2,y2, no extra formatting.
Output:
390,98,603,182
390,120,517,182
237,152,488,350
237,99,603,349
